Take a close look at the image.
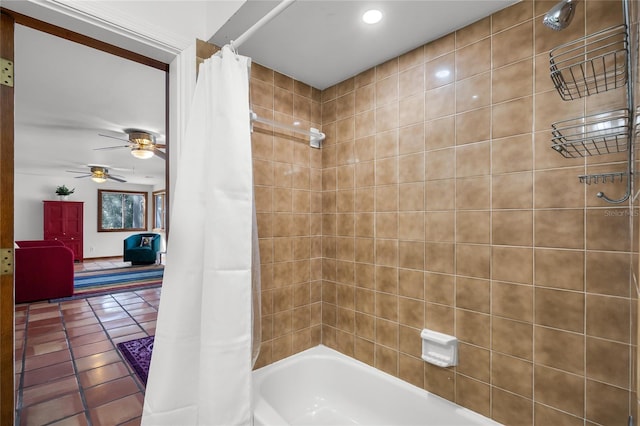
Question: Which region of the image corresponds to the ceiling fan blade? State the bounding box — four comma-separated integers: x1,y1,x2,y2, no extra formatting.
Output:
94,145,130,151
107,175,127,183
73,174,92,179
98,133,129,143
66,170,91,174
155,143,166,148
153,148,166,160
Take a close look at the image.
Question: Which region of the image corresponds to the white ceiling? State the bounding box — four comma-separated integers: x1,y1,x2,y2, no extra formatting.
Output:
211,0,518,90
11,0,519,187
14,24,166,186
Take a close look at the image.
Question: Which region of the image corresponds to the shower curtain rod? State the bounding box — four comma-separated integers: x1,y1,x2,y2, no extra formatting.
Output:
231,0,296,50
250,111,325,149
231,0,323,148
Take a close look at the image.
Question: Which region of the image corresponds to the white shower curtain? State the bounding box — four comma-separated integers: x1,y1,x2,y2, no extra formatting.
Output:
142,45,257,425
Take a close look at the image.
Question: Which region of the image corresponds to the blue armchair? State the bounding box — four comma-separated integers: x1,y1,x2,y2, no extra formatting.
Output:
123,233,161,265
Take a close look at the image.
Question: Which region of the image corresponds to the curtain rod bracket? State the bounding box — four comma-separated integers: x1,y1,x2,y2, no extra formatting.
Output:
309,128,322,149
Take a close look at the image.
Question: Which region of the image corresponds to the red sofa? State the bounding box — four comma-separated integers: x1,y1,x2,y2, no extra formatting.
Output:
15,240,74,303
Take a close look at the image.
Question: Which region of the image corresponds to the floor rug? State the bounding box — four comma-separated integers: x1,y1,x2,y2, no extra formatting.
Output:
52,265,164,301
74,265,163,294
118,335,154,386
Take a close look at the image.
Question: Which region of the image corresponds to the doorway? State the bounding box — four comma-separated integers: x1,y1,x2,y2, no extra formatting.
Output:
1,10,169,423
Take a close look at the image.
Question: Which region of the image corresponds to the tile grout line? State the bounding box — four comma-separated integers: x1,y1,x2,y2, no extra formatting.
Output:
58,301,94,426
47,290,156,424
15,302,93,425
14,306,30,426
86,293,152,396
82,289,160,419
14,263,159,424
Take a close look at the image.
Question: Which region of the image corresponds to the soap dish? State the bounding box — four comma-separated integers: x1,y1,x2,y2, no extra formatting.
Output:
421,329,458,368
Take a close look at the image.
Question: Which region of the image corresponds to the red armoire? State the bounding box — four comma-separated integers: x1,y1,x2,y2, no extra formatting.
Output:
43,201,84,262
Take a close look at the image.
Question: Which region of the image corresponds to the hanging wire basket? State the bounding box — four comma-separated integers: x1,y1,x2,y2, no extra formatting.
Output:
549,24,628,100
550,108,631,158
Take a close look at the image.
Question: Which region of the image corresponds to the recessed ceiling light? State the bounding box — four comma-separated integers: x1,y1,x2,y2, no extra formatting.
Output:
362,9,382,24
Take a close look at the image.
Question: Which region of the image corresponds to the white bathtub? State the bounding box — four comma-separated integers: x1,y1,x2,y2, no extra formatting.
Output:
253,345,501,426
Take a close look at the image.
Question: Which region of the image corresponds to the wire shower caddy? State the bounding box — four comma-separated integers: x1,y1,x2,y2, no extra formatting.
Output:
549,24,629,101
547,1,635,204
550,108,631,158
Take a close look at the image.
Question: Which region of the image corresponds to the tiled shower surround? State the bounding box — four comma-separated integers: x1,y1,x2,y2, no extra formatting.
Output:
252,1,639,425
250,66,325,360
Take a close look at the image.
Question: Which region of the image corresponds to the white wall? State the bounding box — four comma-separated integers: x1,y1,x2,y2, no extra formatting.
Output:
15,171,158,259
7,0,246,257
2,0,246,63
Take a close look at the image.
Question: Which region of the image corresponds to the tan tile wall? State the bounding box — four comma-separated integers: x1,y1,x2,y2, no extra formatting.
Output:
320,1,637,424
250,63,324,367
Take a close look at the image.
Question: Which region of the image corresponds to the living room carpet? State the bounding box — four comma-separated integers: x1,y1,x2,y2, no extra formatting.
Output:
74,265,163,295
49,265,164,301
118,335,155,386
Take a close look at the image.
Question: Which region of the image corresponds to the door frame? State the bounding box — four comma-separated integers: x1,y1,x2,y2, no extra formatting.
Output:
0,8,175,424
0,10,15,424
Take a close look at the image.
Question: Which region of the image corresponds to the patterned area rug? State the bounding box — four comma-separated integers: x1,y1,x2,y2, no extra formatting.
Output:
118,335,155,386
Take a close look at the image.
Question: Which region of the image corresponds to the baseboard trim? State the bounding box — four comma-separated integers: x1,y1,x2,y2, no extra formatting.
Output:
82,255,123,261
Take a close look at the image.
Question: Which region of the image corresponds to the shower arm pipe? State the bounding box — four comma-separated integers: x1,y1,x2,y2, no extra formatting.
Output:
597,0,634,204
250,111,325,148
231,0,296,50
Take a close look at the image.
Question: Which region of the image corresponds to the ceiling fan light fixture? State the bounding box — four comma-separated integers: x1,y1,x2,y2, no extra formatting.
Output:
131,147,155,159
129,131,155,146
90,167,108,183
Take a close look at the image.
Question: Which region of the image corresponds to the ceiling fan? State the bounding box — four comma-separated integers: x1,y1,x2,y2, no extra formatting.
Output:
96,129,166,160
67,165,127,183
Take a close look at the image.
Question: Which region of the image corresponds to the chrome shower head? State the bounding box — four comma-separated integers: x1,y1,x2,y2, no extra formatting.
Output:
543,0,577,31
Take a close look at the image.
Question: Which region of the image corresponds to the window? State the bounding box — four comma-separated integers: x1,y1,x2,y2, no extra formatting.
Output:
98,189,148,232
153,190,166,230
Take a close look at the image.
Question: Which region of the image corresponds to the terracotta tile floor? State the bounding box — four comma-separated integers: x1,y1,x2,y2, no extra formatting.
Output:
14,258,160,426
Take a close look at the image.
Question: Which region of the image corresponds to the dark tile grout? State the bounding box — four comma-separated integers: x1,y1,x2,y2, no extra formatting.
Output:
15,287,160,426
14,305,30,426
59,301,92,426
